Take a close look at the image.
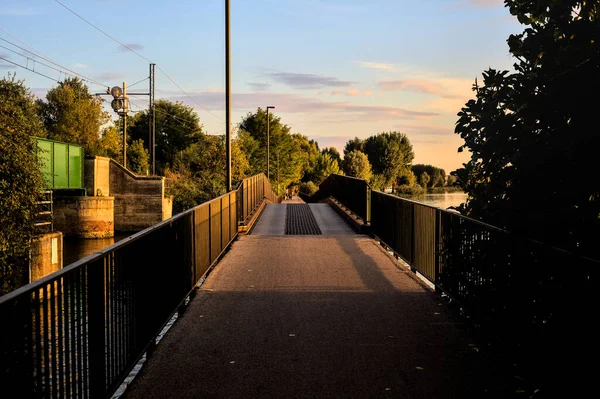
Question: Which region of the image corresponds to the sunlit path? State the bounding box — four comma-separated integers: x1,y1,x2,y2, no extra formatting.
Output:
124,205,510,398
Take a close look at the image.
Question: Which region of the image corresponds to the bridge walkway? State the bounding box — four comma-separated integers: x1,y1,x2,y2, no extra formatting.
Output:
124,200,511,398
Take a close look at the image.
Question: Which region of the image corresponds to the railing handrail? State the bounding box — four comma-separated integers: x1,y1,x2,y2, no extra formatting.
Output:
0,172,275,304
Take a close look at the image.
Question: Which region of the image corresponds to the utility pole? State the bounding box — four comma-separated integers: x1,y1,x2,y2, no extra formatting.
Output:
149,63,156,175
277,152,280,195
225,0,232,191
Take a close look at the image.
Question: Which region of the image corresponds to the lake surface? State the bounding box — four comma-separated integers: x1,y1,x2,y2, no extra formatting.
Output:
403,192,468,210
62,233,132,266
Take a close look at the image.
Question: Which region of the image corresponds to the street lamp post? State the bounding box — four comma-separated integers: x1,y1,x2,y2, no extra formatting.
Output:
266,106,275,179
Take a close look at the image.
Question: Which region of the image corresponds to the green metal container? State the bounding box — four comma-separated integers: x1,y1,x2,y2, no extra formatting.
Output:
36,138,84,190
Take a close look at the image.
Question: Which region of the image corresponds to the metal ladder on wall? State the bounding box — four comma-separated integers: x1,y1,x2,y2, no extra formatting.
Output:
34,190,53,233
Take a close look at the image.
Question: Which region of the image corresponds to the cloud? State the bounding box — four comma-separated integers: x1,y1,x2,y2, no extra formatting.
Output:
118,43,145,52
166,90,438,122
75,63,88,69
379,78,474,101
355,61,396,71
331,89,362,97
267,72,354,89
248,82,270,92
94,72,128,81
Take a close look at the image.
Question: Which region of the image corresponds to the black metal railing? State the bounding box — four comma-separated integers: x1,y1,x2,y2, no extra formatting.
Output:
0,173,278,399
312,174,370,222
320,174,598,388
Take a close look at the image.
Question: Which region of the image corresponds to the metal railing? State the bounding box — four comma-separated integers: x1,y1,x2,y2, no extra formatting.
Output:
319,174,598,386
34,190,53,234
0,173,278,398
312,174,370,222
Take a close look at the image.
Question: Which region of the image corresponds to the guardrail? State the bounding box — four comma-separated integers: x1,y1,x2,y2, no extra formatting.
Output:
0,173,278,398
316,174,598,388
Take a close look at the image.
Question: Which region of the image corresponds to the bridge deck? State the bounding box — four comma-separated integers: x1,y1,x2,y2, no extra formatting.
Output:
124,202,510,398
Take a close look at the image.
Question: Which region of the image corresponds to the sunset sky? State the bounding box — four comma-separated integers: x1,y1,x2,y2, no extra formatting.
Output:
0,0,520,172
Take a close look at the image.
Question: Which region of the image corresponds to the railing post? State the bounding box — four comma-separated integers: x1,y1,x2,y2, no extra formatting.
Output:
87,259,106,398
410,204,416,273
366,185,371,224
434,210,441,291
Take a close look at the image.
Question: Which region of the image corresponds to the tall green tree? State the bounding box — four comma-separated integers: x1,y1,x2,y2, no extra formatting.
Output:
38,77,109,155
127,139,150,174
454,0,600,253
97,125,122,160
0,75,46,293
342,150,372,181
238,108,305,189
363,132,414,188
343,137,364,156
129,100,203,172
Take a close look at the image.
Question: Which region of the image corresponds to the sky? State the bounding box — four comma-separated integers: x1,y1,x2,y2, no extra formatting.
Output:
0,0,520,173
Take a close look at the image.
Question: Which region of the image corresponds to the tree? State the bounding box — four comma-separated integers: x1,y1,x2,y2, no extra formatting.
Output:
397,169,417,187
0,75,46,293
127,139,150,174
299,181,318,195
342,150,372,181
420,172,430,189
309,152,341,184
38,77,109,155
454,0,600,253
97,125,122,160
363,132,414,188
412,164,446,188
238,108,306,189
369,174,387,191
446,175,457,186
322,147,341,165
343,137,364,156
129,100,203,172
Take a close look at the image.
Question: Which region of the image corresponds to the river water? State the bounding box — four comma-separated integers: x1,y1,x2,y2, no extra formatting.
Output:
62,233,132,266
402,192,468,210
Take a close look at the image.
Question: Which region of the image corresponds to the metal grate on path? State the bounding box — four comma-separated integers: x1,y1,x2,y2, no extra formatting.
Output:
285,204,322,235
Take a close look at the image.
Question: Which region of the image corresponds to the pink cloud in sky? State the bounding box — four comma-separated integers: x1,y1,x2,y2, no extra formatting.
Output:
167,91,438,122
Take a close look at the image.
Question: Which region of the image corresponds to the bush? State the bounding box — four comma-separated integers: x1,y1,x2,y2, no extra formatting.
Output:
299,181,318,195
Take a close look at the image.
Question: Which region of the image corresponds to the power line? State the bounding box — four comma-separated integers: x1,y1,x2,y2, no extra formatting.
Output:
54,0,224,122
127,77,148,88
0,55,58,82
0,43,100,86
0,34,108,88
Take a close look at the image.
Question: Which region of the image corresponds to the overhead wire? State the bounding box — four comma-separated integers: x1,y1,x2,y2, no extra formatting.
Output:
0,43,95,85
127,76,149,89
0,34,109,88
54,0,224,122
0,55,61,82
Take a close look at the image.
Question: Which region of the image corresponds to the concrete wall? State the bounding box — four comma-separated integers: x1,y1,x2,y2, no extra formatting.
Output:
84,156,110,197
109,160,172,231
53,196,115,238
30,232,63,282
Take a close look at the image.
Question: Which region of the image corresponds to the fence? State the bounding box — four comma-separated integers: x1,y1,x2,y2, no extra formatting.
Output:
312,174,370,222
0,173,278,398
322,175,598,386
